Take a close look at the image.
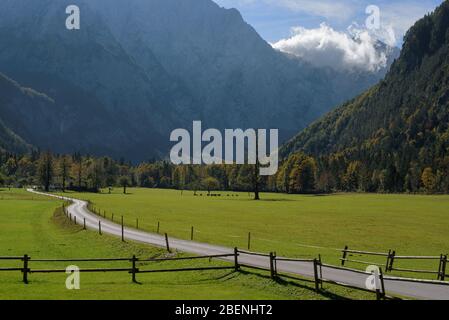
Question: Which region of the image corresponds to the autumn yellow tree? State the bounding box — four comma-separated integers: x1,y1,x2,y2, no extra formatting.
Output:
421,168,436,193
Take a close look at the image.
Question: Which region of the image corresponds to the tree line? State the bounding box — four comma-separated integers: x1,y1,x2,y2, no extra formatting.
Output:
0,149,446,195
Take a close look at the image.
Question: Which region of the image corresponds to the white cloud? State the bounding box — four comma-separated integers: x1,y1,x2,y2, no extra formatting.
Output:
348,21,397,48
272,23,388,72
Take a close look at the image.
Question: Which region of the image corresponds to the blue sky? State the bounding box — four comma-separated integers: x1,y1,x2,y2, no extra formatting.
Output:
213,0,443,45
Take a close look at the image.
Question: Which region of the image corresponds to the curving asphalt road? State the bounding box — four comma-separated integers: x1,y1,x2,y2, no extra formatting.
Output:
28,189,449,300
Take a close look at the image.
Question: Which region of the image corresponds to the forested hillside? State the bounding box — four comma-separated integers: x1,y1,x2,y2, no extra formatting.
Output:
281,1,449,193
0,119,31,154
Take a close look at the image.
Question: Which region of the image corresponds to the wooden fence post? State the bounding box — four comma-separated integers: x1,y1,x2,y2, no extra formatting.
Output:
438,254,447,281
69,213,72,222
74,216,77,225
83,218,86,230
165,233,171,253
157,221,160,234
388,250,396,272
191,226,194,241
22,254,29,284
136,218,139,229
385,249,392,272
269,252,277,279
234,247,240,271
377,268,386,300
341,246,348,266
131,255,138,283
313,258,320,292
441,255,447,281
121,216,124,242
318,254,323,289
247,232,251,250
99,220,102,235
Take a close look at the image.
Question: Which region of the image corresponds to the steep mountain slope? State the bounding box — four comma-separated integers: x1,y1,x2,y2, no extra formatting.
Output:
92,0,394,139
281,1,449,192
0,0,197,159
0,0,394,160
0,118,31,154
0,72,123,156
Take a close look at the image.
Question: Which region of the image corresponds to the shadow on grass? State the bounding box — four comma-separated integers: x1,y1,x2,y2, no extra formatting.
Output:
192,271,240,283
223,198,296,202
256,199,295,202
238,269,353,300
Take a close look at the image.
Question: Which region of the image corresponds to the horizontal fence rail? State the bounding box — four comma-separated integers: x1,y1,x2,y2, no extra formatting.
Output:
237,249,271,257
275,257,315,263
137,253,235,262
30,258,131,262
341,246,448,281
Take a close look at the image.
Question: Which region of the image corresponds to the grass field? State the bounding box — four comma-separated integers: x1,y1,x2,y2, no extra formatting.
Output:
0,188,372,300
55,188,449,278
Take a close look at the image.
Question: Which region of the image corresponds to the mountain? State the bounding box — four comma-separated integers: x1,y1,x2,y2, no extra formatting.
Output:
0,71,112,155
0,0,395,160
91,0,396,138
0,68,165,160
0,118,31,154
0,0,196,159
281,1,449,193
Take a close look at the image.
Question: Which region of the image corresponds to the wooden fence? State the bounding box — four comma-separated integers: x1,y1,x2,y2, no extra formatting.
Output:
341,246,448,281
235,249,389,300
2,248,449,300
0,253,237,285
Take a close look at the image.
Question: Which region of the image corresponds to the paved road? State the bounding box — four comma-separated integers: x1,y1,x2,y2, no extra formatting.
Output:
29,189,449,300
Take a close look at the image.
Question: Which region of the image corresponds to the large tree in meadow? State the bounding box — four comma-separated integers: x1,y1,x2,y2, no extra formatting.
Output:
202,176,220,196
118,176,131,194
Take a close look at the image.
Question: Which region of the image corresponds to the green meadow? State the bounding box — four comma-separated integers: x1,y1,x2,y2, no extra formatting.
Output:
57,188,449,278
0,188,372,300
